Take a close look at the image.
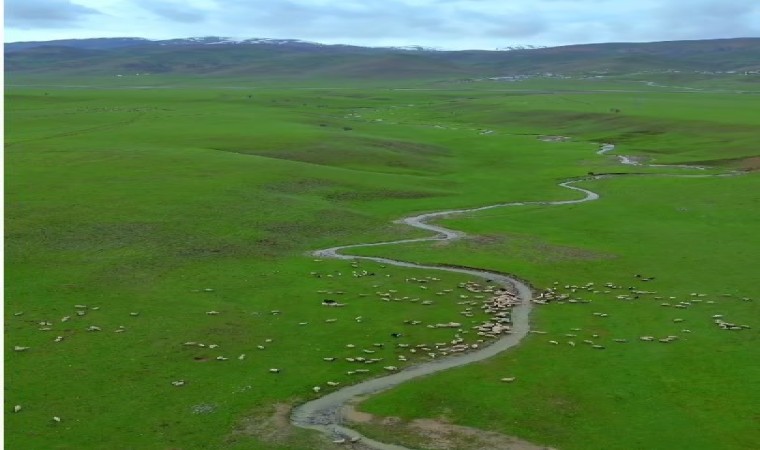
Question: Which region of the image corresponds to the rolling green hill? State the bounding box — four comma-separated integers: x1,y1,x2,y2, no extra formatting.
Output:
5,37,760,82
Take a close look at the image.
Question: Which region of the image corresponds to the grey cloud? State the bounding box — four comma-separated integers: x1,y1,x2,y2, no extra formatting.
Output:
5,0,102,29
650,0,760,41
211,0,545,42
133,0,207,24
465,10,547,39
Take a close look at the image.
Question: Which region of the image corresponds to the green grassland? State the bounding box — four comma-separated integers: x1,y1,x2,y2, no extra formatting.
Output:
5,80,759,449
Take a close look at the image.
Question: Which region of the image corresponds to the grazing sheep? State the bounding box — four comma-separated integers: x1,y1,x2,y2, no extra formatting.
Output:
269,368,280,373
500,377,516,382
13,405,22,413
206,311,220,315
312,386,321,393
171,380,186,386
238,354,246,360
53,416,61,423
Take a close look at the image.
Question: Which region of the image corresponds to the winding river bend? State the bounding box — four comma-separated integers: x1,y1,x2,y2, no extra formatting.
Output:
290,143,715,448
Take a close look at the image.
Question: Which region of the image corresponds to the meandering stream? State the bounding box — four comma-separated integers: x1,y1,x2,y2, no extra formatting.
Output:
290,142,721,448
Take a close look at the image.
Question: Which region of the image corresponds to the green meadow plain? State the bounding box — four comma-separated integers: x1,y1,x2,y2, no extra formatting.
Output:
5,78,759,450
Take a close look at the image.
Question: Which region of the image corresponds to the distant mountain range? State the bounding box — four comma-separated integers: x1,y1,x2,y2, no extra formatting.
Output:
5,36,760,80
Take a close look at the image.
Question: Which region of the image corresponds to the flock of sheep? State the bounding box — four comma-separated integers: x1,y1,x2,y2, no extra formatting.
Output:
532,277,751,349
302,264,526,395
10,303,144,422
11,260,752,429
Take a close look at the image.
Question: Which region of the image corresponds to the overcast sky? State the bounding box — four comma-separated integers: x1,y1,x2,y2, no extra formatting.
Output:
4,0,760,49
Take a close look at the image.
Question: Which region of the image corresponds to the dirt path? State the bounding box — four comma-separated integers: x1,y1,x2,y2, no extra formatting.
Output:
291,142,739,448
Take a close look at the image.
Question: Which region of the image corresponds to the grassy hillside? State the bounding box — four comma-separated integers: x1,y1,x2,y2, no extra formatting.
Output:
5,80,759,449
5,38,760,82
